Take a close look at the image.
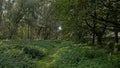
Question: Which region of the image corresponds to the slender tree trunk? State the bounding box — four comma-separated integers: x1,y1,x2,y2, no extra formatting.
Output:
28,25,29,39
0,0,3,39
92,33,95,45
10,24,18,39
115,30,119,43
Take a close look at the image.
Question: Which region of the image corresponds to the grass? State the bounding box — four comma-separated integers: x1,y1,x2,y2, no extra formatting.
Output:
0,39,120,68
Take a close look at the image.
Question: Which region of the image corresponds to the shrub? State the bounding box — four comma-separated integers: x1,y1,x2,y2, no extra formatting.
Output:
0,45,35,68
23,46,45,59
114,43,120,52
53,45,110,68
0,44,47,68
4,44,47,60
77,58,113,68
106,42,115,52
54,45,107,66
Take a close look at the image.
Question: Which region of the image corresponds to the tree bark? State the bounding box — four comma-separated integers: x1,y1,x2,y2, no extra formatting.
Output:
115,30,119,43
92,33,95,45
97,35,102,45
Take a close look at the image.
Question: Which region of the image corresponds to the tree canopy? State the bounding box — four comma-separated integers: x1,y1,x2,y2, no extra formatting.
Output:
0,0,120,45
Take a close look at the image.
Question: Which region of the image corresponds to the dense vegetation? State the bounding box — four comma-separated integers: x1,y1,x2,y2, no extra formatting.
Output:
0,0,119,44
0,0,120,68
0,40,120,68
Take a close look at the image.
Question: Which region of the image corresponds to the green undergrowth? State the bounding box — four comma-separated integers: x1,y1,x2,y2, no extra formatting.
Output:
0,40,120,68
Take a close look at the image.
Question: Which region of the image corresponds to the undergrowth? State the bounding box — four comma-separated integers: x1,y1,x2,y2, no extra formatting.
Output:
0,40,120,68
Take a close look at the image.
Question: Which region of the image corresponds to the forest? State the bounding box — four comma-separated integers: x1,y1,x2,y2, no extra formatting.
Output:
0,0,120,68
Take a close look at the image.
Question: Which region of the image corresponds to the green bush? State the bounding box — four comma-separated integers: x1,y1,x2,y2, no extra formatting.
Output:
77,58,114,68
108,55,120,68
0,45,35,68
23,46,45,59
106,42,115,51
52,44,116,68
0,44,47,68
5,44,47,60
114,43,120,52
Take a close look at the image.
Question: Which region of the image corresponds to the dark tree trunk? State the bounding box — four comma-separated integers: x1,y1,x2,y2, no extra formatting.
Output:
115,30,119,43
97,36,102,45
92,33,95,45
9,23,19,39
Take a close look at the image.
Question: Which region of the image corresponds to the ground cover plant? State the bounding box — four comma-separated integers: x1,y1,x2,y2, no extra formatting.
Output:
0,40,120,68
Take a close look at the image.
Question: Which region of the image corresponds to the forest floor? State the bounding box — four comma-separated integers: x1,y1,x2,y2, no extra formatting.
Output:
0,40,120,68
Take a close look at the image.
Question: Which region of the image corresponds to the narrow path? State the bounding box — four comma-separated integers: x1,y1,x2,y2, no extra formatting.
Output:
36,47,59,68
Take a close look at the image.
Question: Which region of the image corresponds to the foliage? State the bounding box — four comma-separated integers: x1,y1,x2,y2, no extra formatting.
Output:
0,45,35,68
0,0,120,45
0,0,120,68
51,44,120,68
0,40,120,68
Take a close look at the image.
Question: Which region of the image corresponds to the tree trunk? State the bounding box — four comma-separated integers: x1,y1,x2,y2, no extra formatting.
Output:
115,30,119,43
9,25,18,39
97,36,102,45
92,33,95,45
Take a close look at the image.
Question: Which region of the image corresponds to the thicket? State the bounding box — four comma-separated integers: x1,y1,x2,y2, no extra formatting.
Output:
0,40,120,68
